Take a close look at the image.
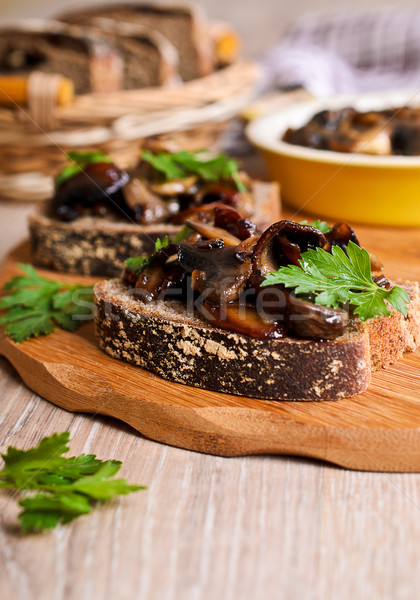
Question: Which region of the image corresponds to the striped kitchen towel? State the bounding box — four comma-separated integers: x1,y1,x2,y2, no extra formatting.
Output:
261,8,420,96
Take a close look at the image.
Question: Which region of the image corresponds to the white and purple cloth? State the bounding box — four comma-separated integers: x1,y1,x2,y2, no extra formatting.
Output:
261,8,420,97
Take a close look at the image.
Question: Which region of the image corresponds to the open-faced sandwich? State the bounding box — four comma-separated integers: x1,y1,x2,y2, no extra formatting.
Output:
29,149,280,276
94,210,420,401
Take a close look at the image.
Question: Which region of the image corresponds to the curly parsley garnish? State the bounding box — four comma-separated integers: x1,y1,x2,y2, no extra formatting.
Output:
0,264,94,342
262,241,409,321
141,149,246,192
0,432,144,532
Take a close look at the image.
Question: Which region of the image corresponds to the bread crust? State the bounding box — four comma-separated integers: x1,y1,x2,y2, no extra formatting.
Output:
94,279,371,401
28,181,280,277
364,280,420,370
93,279,420,401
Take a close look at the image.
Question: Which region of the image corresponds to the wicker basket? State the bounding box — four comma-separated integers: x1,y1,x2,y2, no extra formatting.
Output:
0,61,259,201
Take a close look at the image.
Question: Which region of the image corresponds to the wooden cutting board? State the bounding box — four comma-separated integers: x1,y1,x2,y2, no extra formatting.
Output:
1,229,420,472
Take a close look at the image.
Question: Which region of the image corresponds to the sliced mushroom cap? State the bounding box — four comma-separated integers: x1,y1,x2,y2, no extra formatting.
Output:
194,181,242,207
185,217,242,246
52,162,129,222
179,239,253,303
249,221,348,340
199,300,286,339
250,220,326,289
123,177,170,224
213,205,257,240
283,293,348,340
149,175,198,196
134,243,181,302
324,222,359,252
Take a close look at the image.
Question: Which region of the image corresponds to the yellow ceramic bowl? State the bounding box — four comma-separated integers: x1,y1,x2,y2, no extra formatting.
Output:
246,91,420,226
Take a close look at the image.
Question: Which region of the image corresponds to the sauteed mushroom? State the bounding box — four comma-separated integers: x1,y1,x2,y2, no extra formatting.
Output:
324,222,359,252
249,221,347,340
250,221,326,288
179,239,253,303
52,162,129,222
123,178,170,224
200,300,286,339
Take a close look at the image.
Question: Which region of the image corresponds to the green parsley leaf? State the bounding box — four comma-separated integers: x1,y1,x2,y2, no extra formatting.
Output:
261,241,410,321
55,150,113,188
0,264,94,342
172,225,194,243
124,255,149,275
141,149,246,192
125,235,172,276
299,219,332,233
0,432,145,532
19,493,93,532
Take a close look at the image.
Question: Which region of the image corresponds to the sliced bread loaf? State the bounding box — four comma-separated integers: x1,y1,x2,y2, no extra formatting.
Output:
93,279,419,401
63,17,180,89
58,2,214,81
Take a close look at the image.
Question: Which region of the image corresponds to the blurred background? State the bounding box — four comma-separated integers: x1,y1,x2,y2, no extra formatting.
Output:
2,0,420,58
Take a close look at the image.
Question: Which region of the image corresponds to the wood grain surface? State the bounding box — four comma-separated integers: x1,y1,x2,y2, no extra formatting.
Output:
1,238,420,471
1,195,420,600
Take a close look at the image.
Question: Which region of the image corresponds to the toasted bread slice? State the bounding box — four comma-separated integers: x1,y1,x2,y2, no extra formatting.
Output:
29,181,280,277
93,279,419,401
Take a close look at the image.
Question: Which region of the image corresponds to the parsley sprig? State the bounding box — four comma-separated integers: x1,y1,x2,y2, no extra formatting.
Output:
55,150,113,188
0,264,94,342
0,432,144,532
141,149,246,192
262,241,409,321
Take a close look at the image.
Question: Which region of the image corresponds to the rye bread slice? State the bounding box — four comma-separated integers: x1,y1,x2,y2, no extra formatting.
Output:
94,280,420,401
94,279,370,401
58,2,214,81
28,181,280,277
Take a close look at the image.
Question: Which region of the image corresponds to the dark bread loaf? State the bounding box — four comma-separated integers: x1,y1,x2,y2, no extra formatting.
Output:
94,280,420,401
58,2,214,81
62,18,180,89
0,20,123,94
29,181,280,277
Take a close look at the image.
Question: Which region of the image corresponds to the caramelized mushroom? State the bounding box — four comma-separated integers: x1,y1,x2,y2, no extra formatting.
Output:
52,162,129,222
249,221,347,340
199,300,286,338
250,220,326,289
213,205,257,240
324,222,359,252
149,175,198,196
123,178,170,224
185,218,242,246
179,239,253,303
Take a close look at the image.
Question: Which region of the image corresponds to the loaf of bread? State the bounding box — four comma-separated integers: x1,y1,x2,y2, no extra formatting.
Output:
68,18,181,89
0,20,123,94
94,279,420,401
58,2,214,81
29,181,280,277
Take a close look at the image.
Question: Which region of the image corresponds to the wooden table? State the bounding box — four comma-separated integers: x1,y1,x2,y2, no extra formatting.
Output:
1,193,420,600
